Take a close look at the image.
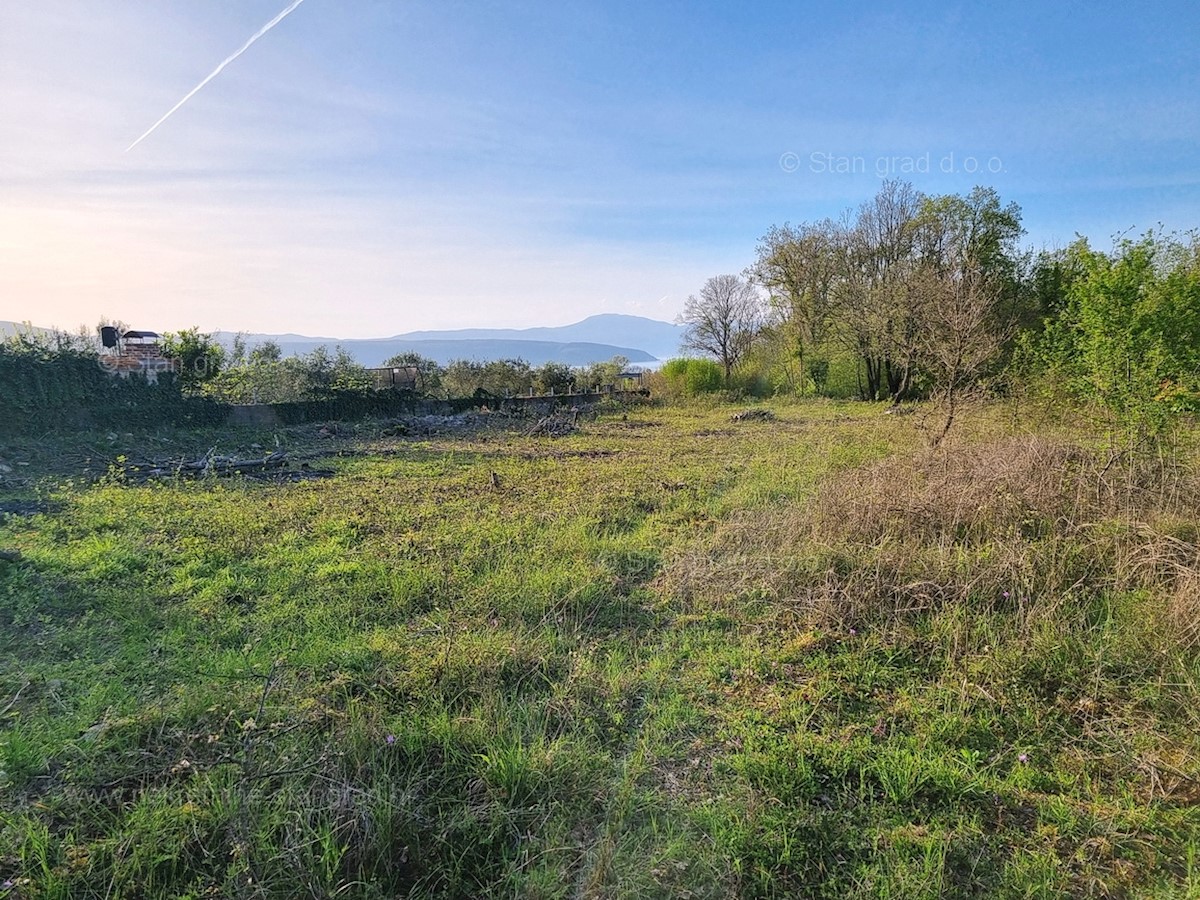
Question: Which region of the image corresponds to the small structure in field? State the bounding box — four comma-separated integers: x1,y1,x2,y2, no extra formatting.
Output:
369,365,422,392
617,370,646,390
100,328,178,382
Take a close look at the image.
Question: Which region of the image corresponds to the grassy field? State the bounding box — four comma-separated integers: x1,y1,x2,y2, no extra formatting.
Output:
2,400,1200,898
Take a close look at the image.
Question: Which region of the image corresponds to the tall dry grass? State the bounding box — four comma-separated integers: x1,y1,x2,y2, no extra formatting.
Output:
662,432,1200,648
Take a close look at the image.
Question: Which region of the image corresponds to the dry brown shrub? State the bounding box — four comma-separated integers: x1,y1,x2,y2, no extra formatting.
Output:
812,435,1095,545
1167,571,1200,651
1119,527,1200,650
660,433,1200,637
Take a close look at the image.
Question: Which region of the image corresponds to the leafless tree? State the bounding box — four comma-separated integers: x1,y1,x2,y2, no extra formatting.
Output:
678,274,766,385
916,264,1009,445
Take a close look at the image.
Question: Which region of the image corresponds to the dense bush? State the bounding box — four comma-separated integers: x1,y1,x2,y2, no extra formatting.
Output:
204,346,374,404
440,358,533,398
661,358,724,395
1017,233,1200,435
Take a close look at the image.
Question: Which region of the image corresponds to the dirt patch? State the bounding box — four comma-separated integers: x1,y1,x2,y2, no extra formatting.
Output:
0,499,57,518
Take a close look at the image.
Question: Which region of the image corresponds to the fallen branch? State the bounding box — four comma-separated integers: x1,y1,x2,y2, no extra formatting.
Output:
731,408,776,423
122,450,295,481
0,680,30,718
526,412,579,437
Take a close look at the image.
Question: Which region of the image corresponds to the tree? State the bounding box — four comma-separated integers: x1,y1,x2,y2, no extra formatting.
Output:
748,182,1025,404
480,358,533,397
751,220,841,394
441,358,532,398
678,274,765,385
661,358,723,395
229,333,248,365
916,186,1024,282
160,328,225,393
579,356,629,391
329,346,373,393
915,266,1008,445
532,361,575,394
249,340,282,364
840,180,926,402
916,185,1027,353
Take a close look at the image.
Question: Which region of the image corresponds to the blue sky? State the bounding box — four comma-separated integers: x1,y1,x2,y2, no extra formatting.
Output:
1,0,1197,336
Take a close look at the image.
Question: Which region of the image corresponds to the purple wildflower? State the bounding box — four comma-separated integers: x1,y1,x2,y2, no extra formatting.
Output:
1002,591,1011,599
849,628,858,636
1018,753,1028,764
385,734,396,745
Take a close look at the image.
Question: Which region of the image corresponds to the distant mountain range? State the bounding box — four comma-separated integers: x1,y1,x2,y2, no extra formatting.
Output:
213,314,685,367
1,314,687,367
388,314,686,360
215,336,660,367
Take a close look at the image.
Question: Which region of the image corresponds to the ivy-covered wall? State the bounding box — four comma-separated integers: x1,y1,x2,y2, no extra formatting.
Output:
0,345,224,435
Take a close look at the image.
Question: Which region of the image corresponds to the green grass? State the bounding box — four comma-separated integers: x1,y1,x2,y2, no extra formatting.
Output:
2,400,1199,897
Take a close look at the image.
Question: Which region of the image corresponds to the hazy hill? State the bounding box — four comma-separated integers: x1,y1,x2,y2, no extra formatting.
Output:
3,313,683,367
213,314,681,366
390,314,686,361
212,336,656,367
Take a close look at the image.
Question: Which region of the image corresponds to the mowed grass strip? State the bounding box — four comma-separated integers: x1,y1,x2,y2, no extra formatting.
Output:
2,401,1199,898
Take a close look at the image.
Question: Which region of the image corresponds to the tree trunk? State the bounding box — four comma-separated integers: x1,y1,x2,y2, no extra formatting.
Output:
863,356,881,400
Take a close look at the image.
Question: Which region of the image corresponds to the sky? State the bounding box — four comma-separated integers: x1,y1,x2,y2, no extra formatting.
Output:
1,1,1198,338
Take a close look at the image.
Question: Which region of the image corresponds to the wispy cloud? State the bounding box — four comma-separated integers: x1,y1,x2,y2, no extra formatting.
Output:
125,0,308,152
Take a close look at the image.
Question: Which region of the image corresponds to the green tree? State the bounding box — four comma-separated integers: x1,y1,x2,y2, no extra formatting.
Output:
750,182,1025,403
916,186,1024,283
249,340,282,364
751,220,840,394
229,333,248,365
441,358,533,398
480,358,533,397
533,361,576,394
160,328,225,393
289,346,372,398
579,356,629,391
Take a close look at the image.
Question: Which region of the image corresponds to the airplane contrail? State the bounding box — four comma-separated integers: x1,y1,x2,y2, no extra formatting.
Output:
125,0,308,152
